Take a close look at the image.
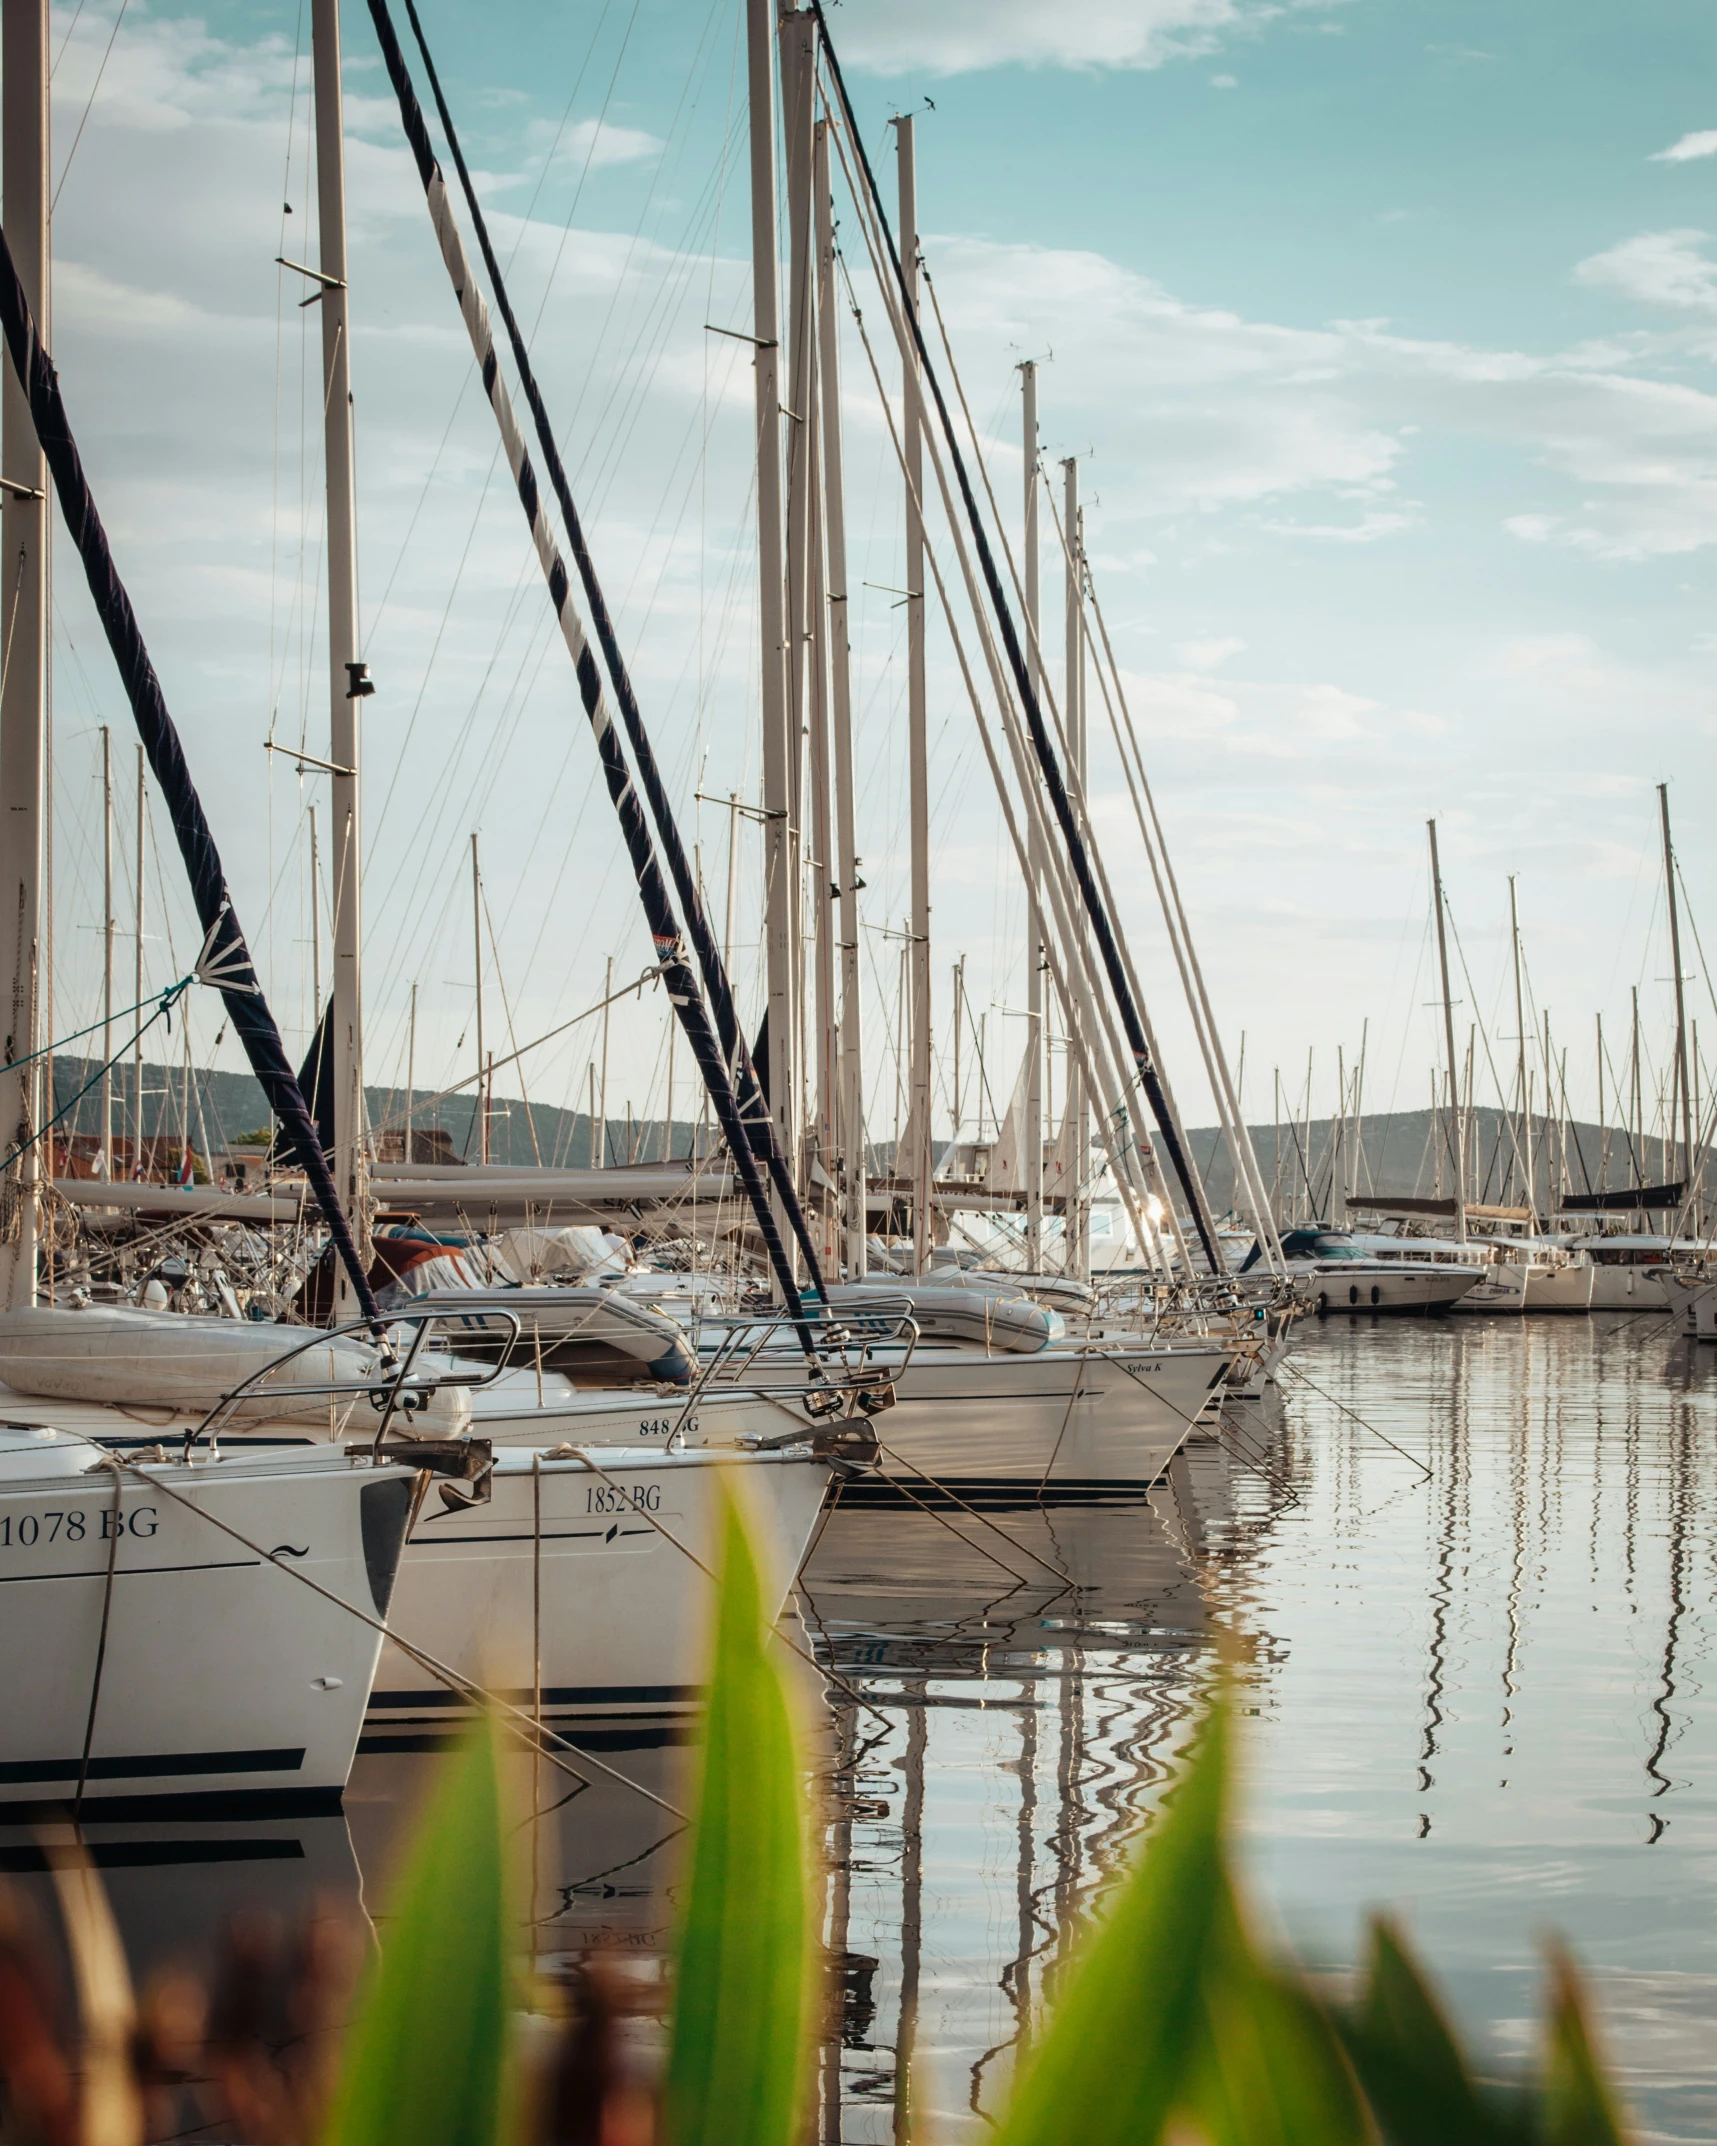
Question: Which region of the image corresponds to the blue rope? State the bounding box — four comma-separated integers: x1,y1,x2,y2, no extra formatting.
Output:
5,979,193,1178
4,973,194,1080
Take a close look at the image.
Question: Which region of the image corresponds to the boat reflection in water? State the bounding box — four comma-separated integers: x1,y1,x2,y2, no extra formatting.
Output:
0,1812,365,1994
346,1732,693,1966
797,1433,1279,2140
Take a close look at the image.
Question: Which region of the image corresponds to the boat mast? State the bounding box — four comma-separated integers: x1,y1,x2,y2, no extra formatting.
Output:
1019,361,1044,1269
1509,874,1534,1228
404,978,416,1164
133,747,144,1172
896,114,932,1275
781,1,816,1226
749,0,798,1282
471,831,486,1163
100,726,113,1177
311,0,370,1312
309,804,322,1019
1596,1011,1606,1194
1631,984,1642,1226
813,113,866,1276
1659,782,1693,1197
1427,820,1466,1242
0,0,47,1304
1062,458,1088,1278
1333,1044,1347,1227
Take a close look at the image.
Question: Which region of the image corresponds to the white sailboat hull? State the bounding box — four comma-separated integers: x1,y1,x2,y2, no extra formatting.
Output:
1523,1262,1595,1311
469,1377,805,1450
1659,1274,1717,1338
1585,1265,1669,1310
1449,1261,1529,1313
854,1343,1225,1496
368,1446,831,1728
0,1432,409,1811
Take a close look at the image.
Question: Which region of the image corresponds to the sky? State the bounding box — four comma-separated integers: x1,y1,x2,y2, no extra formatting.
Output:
29,0,1717,1159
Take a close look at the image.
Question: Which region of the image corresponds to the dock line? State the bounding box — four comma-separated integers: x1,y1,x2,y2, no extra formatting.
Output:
1277,1360,1433,1480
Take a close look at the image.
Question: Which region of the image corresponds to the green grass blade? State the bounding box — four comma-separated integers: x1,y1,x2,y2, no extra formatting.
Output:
321,1716,509,2146
1338,1916,1523,2146
1540,1947,1629,2146
1188,1878,1371,2146
991,1694,1229,2146
664,1486,811,2146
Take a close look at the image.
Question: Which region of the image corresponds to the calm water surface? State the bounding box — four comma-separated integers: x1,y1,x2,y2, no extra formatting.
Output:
18,1316,1716,2144
805,1314,1717,2146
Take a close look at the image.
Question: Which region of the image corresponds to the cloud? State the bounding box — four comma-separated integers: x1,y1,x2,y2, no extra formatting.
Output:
1175,636,1247,670
924,236,1717,559
551,117,664,171
1254,507,1416,542
1575,228,1717,312
830,0,1304,77
1650,129,1717,163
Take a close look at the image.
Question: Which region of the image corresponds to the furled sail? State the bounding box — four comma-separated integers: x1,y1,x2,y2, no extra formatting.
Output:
361,2,823,1329
390,0,826,1298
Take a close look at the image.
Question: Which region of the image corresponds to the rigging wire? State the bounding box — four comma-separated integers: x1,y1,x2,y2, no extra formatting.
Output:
49,0,129,214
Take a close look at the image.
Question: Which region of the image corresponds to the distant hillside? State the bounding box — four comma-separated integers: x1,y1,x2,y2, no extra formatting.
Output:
46,1056,699,1169
41,1062,1693,1215
1184,1106,1696,1220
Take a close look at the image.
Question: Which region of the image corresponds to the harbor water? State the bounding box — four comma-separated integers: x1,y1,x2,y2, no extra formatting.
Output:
808,1314,1717,2146
11,1315,1715,2145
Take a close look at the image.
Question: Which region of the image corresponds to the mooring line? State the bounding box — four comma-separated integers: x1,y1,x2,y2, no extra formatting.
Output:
1277,1359,1433,1479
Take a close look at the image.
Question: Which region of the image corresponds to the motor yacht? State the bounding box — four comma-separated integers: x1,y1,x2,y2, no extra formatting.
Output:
1257,1229,1484,1315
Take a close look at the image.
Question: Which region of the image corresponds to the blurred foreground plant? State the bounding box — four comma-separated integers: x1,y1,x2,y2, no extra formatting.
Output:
0,1489,1631,2146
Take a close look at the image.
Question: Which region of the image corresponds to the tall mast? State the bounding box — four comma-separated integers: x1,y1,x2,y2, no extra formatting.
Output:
749,0,797,1280
1062,457,1087,1279
1019,362,1044,1268
100,726,113,1177
1427,820,1465,1241
471,831,486,1164
1509,874,1534,1227
1333,1044,1347,1227
1631,985,1642,1222
1659,782,1693,1194
0,0,47,1303
309,804,322,1021
1597,1011,1607,1193
311,0,370,1312
814,113,865,1277
404,978,416,1165
781,1,815,1218
896,114,932,1274
133,747,144,1173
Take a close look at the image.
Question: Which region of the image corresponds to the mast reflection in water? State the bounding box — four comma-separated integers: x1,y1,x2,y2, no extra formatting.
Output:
807,1320,1717,2144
